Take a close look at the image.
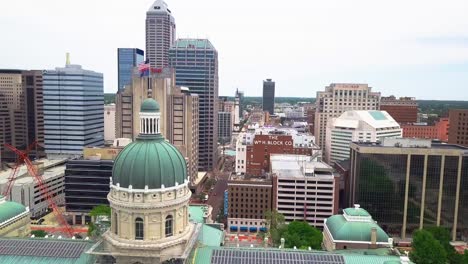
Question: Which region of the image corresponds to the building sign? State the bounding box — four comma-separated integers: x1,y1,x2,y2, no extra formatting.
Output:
224,190,228,216
253,135,293,146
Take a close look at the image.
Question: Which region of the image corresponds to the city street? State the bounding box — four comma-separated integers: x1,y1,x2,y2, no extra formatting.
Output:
207,155,234,221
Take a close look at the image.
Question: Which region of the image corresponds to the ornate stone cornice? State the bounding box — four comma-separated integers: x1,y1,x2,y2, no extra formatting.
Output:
108,192,190,210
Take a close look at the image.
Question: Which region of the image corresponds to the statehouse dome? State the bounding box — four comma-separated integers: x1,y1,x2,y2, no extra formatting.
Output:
140,98,160,112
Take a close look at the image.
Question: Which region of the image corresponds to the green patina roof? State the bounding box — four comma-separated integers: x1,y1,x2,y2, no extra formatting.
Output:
140,98,160,112
198,225,224,247
112,134,187,189
326,215,389,243
343,207,371,217
189,206,207,224
0,196,27,223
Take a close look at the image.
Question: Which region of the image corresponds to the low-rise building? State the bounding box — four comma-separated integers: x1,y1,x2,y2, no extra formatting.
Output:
270,154,338,228
401,118,449,141
0,159,66,218
326,110,402,164
323,205,393,251
104,104,116,143
235,127,319,176
0,195,30,237
227,174,272,232
380,96,418,124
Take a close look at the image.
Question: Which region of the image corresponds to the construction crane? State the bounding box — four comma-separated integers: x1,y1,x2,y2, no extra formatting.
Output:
4,143,75,237
2,141,37,198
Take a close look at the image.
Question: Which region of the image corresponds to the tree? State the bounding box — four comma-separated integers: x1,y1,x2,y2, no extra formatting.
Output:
410,229,447,264
282,221,322,250
89,205,111,217
425,226,466,264
264,210,286,246
30,230,47,237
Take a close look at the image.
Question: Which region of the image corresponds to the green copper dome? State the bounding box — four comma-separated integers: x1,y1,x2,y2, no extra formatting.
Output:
325,214,389,243
141,98,160,112
112,134,187,189
0,195,28,223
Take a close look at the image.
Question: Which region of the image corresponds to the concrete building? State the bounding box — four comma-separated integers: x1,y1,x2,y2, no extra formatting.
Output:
262,79,275,115
448,109,468,147
315,83,381,156
0,159,66,218
64,146,123,225
235,127,320,176
401,118,449,141
145,0,175,68
104,104,116,142
117,48,144,91
234,89,241,131
116,69,199,183
0,70,45,163
325,110,402,164
227,174,272,232
101,98,198,263
167,87,199,186
0,195,30,237
43,58,104,156
323,205,392,251
218,112,232,144
270,154,338,228
169,39,219,171
349,138,468,240
380,96,418,124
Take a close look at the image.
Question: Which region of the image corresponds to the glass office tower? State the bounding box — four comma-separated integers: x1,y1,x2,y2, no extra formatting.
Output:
349,138,468,240
117,48,144,91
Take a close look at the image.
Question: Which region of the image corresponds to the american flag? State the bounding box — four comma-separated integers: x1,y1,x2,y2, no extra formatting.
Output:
138,62,150,72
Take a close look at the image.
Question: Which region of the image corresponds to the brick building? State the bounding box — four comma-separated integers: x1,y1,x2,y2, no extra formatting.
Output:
448,109,468,147
227,174,273,232
401,117,449,141
380,96,418,124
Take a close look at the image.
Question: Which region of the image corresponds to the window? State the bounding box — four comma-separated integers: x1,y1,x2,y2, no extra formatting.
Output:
165,215,173,237
114,212,118,235
135,217,144,240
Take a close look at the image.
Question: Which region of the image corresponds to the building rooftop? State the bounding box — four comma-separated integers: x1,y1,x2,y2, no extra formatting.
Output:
332,111,400,130
191,246,409,264
173,39,215,50
0,195,28,224
228,173,272,182
353,138,468,150
270,154,333,179
0,159,67,185
0,238,95,264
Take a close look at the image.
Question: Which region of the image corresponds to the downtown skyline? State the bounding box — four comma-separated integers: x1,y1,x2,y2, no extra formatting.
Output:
1,0,468,99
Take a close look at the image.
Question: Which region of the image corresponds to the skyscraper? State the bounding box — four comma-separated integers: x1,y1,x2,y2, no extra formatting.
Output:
169,39,219,171
43,58,104,155
448,109,468,147
117,48,144,91
0,69,45,163
314,83,381,155
262,79,275,115
145,0,176,68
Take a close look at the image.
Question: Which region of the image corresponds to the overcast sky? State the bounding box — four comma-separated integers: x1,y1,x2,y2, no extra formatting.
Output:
1,0,468,99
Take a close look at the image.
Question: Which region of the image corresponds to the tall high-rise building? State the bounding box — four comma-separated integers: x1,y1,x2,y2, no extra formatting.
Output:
169,39,219,171
315,83,381,156
237,90,244,118
0,70,45,163
218,112,232,143
448,109,468,147
117,48,144,91
380,96,418,124
145,0,176,68
262,79,275,115
43,59,104,155
349,138,468,241
325,110,402,164
115,70,200,184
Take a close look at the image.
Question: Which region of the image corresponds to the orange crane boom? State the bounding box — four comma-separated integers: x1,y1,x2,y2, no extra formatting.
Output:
4,143,74,237
2,141,37,198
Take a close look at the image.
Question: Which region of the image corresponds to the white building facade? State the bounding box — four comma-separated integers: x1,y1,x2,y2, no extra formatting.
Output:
270,154,338,228
325,110,402,164
104,104,116,142
314,83,381,158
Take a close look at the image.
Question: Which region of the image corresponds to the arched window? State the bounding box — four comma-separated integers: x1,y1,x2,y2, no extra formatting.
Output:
135,217,144,240
165,215,173,237
114,212,118,235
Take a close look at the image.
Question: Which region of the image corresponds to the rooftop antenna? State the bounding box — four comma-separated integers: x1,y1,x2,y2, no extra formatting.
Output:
66,52,71,66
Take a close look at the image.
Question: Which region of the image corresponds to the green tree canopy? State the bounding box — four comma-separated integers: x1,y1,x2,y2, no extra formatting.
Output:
282,221,322,250
89,205,111,217
31,230,47,237
410,229,447,264
264,210,286,246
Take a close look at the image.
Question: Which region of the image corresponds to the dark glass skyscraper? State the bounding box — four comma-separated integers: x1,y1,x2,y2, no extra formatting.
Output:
117,48,144,91
262,79,275,115
169,39,218,171
349,138,468,241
